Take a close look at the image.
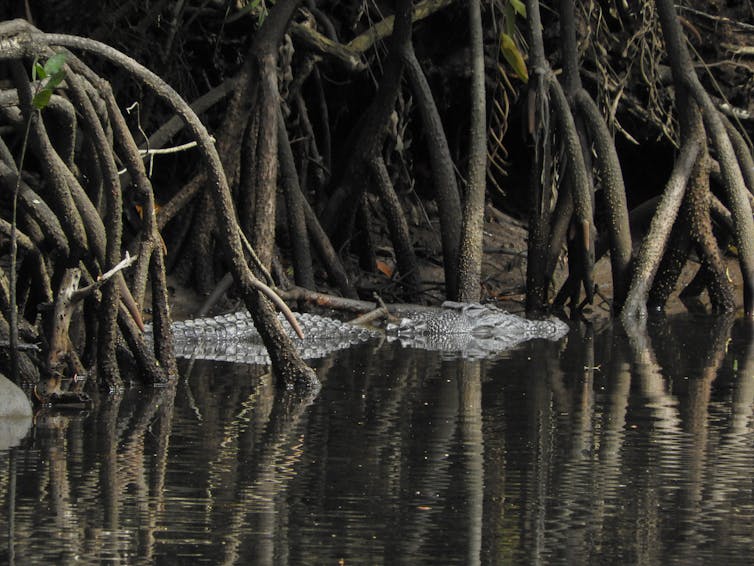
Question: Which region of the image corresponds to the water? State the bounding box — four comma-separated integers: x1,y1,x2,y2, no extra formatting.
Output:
2,314,754,564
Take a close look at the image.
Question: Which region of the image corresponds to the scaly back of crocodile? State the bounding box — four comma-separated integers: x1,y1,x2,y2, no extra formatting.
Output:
167,311,376,342
145,303,569,365
145,311,378,364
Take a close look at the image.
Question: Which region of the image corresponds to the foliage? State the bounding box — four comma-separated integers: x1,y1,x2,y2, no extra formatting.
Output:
31,52,66,109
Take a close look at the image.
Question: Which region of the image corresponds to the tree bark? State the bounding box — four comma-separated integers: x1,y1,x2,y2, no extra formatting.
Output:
320,0,413,239
402,41,461,298
456,0,487,302
524,0,553,315
278,110,315,289
655,0,754,315
369,156,421,298
575,91,632,310
622,140,700,322
549,78,594,304
64,69,124,388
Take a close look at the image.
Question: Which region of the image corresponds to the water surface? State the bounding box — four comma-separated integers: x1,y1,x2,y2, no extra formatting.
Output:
2,314,754,564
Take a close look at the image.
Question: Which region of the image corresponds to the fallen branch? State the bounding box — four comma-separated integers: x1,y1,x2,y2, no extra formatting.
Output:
71,252,138,302
289,22,365,71
346,0,456,53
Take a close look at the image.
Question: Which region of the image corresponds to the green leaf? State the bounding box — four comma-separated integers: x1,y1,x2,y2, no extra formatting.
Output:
30,53,67,111
32,89,52,110
509,0,526,18
500,33,528,83
33,61,46,81
235,0,264,19
43,53,67,76
46,69,66,90
502,3,514,36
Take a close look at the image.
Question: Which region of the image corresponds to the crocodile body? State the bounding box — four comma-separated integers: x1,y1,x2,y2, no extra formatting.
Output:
147,302,569,365
163,311,378,365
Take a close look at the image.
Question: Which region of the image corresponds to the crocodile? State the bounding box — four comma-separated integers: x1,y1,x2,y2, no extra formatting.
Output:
146,302,569,365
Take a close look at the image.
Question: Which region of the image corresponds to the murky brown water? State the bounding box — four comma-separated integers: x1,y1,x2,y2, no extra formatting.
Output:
2,314,754,564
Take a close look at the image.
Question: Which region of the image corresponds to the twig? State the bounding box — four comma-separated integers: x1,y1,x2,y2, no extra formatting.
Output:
71,252,138,302
348,293,395,326
347,0,456,53
289,22,366,71
677,5,754,32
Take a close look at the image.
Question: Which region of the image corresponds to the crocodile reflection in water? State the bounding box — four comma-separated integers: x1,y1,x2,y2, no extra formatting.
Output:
146,302,569,365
